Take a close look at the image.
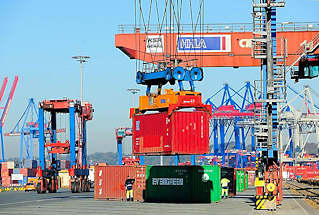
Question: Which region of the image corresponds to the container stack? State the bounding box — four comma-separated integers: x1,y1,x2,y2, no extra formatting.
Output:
59,160,70,169
0,160,39,187
132,90,212,156
1,161,17,187
23,160,37,169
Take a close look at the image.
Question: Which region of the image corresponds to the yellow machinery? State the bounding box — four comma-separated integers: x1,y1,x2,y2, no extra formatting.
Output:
138,89,201,112
24,183,36,192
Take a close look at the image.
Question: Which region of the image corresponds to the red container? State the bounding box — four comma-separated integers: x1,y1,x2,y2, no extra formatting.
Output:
60,160,70,169
19,168,37,177
133,111,210,155
1,168,13,177
247,171,255,186
94,165,146,201
1,163,8,170
1,176,11,187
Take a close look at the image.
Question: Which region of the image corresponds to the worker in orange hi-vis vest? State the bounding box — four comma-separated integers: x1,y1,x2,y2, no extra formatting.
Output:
221,177,230,199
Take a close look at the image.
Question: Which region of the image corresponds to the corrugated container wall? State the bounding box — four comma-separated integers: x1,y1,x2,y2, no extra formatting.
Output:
59,171,70,189
94,166,146,201
247,171,255,186
244,171,248,189
145,165,221,203
6,161,18,169
236,170,245,192
133,111,210,155
23,160,37,169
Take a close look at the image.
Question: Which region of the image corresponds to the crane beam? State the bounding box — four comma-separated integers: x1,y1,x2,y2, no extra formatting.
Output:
115,31,319,67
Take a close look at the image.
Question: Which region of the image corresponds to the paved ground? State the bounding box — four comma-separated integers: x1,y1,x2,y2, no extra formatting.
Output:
0,187,317,215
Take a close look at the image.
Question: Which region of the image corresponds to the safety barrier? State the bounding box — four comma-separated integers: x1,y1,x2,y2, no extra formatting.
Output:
0,186,25,192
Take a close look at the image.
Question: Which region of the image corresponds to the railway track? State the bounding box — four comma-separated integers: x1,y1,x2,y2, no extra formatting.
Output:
285,180,319,207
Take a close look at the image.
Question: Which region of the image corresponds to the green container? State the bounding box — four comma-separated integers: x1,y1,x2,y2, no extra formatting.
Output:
192,165,221,203
145,165,221,203
236,170,245,192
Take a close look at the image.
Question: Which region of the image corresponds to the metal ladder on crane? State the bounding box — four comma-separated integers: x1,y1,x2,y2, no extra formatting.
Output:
252,0,286,152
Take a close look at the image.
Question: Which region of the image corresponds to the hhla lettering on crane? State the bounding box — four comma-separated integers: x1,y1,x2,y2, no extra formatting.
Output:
180,38,207,49
177,35,231,52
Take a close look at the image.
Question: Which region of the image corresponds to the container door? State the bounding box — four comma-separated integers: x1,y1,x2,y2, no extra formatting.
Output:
134,165,146,201
171,111,209,155
221,167,236,196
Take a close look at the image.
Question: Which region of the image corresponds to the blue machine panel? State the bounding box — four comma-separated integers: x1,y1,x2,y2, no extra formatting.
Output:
177,35,231,52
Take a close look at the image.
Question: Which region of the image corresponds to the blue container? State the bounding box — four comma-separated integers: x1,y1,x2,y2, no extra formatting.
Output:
24,160,37,169
13,168,20,174
23,176,28,185
56,160,61,169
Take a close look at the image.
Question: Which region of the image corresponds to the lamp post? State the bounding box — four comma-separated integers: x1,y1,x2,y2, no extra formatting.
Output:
72,56,90,102
127,88,140,108
127,88,143,164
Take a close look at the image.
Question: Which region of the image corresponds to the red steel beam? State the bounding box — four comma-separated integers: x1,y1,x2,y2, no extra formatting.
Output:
0,77,8,106
115,31,319,67
1,76,18,127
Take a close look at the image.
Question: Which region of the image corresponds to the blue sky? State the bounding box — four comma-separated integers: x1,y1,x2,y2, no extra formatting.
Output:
0,0,318,158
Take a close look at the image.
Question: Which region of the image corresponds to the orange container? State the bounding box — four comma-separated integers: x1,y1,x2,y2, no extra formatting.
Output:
94,166,146,201
138,89,201,112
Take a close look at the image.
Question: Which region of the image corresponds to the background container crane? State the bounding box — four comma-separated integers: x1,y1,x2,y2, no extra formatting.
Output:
4,98,66,166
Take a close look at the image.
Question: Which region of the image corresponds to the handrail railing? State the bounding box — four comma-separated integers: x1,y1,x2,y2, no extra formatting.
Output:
117,22,319,34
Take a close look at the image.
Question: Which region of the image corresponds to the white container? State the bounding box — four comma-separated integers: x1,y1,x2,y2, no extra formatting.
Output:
11,173,23,181
88,167,94,182
58,171,70,189
6,161,15,169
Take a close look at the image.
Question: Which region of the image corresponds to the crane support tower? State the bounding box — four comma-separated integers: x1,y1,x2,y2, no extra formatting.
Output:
36,99,93,193
252,0,285,210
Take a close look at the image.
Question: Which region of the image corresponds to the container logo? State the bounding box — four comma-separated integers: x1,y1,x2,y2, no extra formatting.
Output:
177,35,231,52
202,173,209,182
152,178,183,186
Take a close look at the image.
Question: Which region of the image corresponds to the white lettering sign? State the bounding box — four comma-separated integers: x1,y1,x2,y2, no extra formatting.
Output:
152,177,184,186
239,39,252,48
146,35,164,53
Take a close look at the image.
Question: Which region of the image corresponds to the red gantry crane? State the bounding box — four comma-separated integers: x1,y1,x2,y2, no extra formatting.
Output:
0,76,18,162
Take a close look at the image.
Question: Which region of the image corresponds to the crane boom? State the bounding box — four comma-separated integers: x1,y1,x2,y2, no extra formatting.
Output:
1,76,18,127
0,77,8,105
